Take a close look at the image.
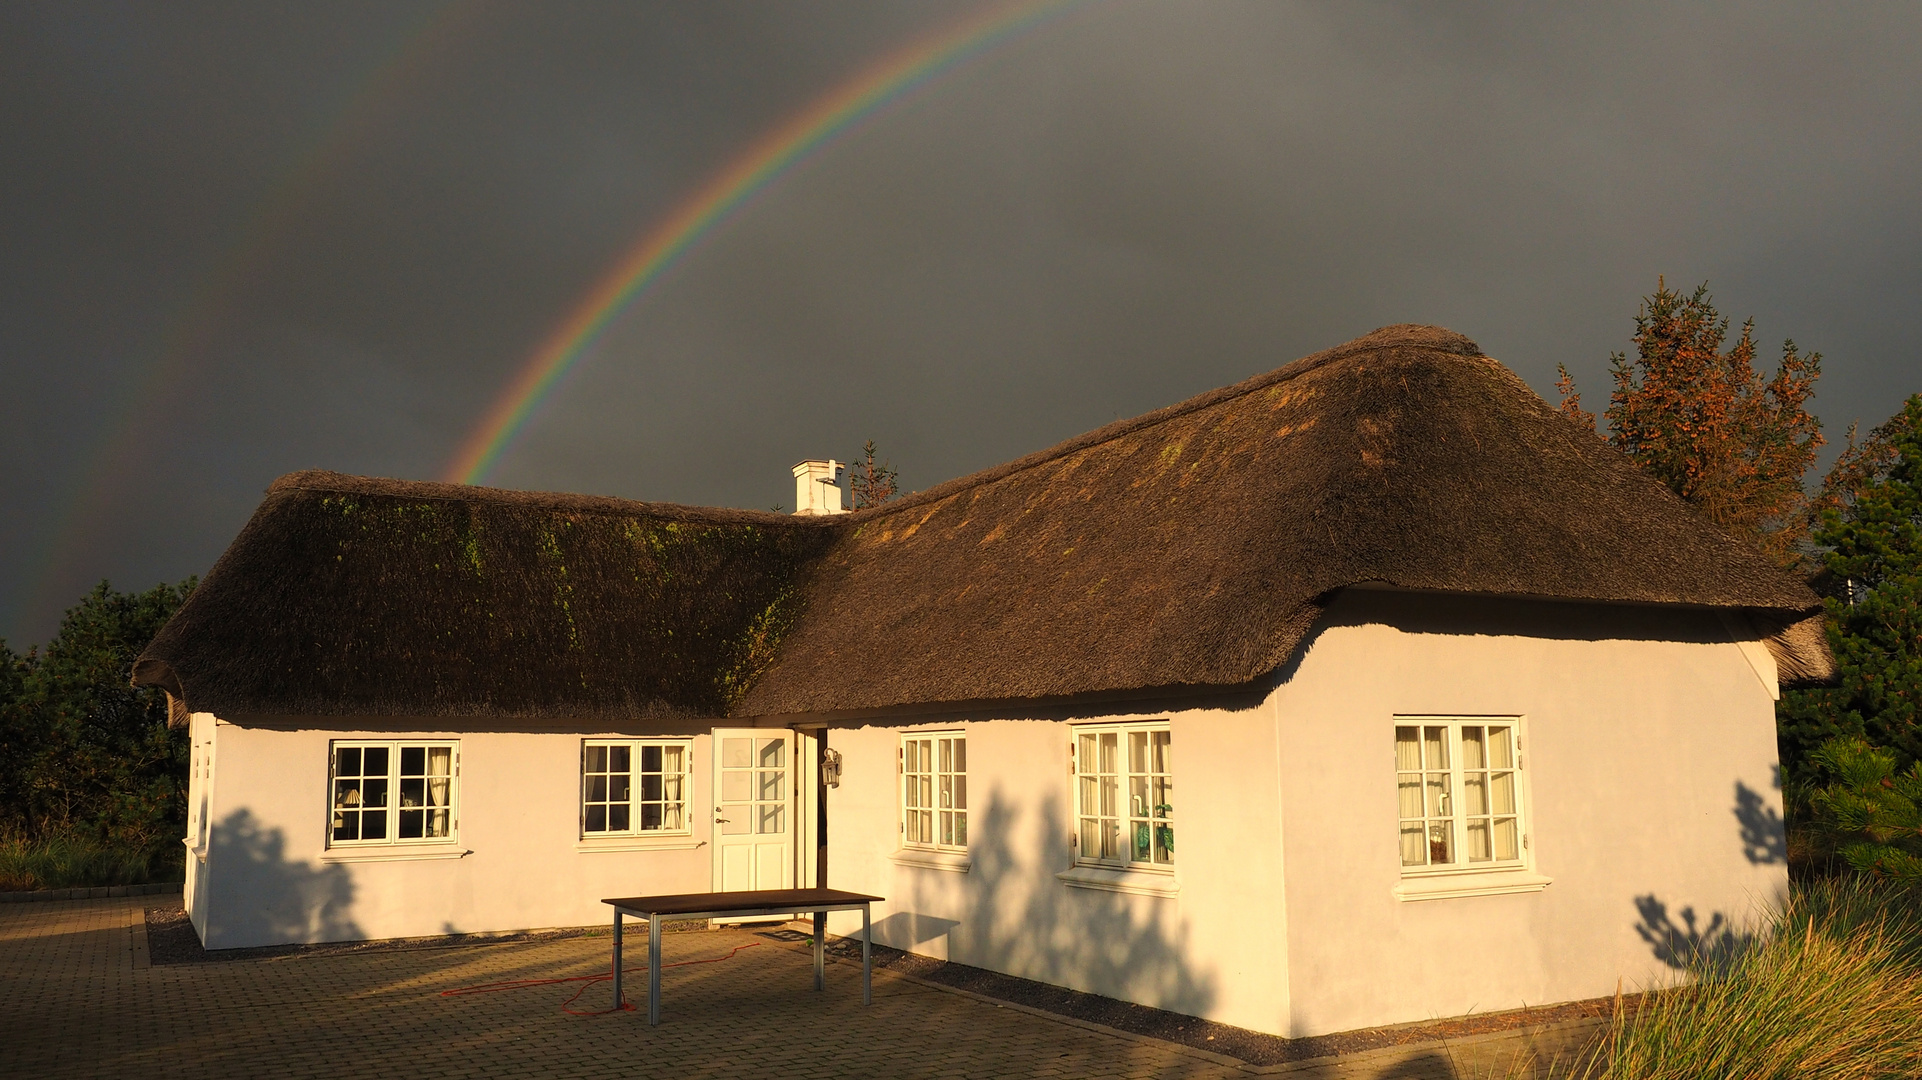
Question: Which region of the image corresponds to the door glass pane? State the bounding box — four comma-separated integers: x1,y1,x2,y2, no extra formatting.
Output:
722,771,752,802
758,769,785,801
722,738,751,768
758,738,786,768
758,804,786,834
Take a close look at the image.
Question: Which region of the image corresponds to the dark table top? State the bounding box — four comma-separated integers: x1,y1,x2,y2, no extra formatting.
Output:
602,888,884,916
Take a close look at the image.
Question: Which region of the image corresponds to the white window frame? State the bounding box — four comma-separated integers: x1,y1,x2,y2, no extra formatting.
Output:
1392,716,1552,901
580,739,695,839
327,740,460,848
1069,721,1174,874
898,732,968,853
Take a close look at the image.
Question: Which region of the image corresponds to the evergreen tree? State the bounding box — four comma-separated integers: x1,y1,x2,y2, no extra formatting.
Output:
1559,278,1824,565
2,579,196,848
849,439,901,509
1778,395,1922,778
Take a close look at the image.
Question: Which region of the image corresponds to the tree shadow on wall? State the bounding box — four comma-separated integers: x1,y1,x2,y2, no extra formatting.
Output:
1632,894,1754,971
1733,779,1787,866
893,788,1220,1025
205,809,362,949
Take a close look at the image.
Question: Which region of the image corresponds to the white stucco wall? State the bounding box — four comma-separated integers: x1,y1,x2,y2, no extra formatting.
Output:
193,724,729,949
1271,591,1788,1037
818,704,1293,1036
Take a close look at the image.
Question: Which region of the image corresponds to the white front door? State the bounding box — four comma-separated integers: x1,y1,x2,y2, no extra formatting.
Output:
711,729,795,893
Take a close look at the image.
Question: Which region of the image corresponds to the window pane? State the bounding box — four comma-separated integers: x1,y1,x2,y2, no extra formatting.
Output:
721,771,751,802
1129,730,1148,775
1400,823,1426,866
639,744,660,773
1397,774,1423,819
640,774,662,801
938,739,952,773
610,774,630,802
1463,773,1488,816
1099,772,1117,820
662,745,683,774
1099,732,1117,775
953,774,967,811
1077,734,1097,780
952,738,966,773
585,745,607,772
662,802,683,830
1495,817,1519,861
1395,727,1420,770
427,809,450,838
337,747,361,776
333,814,358,843
722,738,751,768
400,746,424,776
1133,820,1152,862
1428,821,1453,865
939,775,953,811
361,810,387,840
398,809,423,839
1077,775,1099,816
587,776,608,802
1079,817,1101,858
1423,727,1448,770
758,769,785,801
940,810,955,847
609,804,630,832
1490,727,1513,769
1461,727,1486,769
360,779,388,808
1151,730,1170,775
639,803,659,831
1466,819,1491,861
586,805,607,832
1154,821,1173,864
1152,775,1172,820
1129,775,1149,821
1424,772,1449,819
1492,771,1516,815
333,779,362,811
954,811,967,847
364,747,389,776
400,778,424,808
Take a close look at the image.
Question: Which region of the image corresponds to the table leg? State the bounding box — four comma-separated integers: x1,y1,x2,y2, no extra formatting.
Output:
611,910,623,1013
862,903,872,1006
813,910,826,991
648,913,662,1026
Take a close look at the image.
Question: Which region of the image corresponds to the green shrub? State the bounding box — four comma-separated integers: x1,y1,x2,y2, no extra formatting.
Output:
0,831,183,892
1538,876,1922,1080
1807,737,1922,884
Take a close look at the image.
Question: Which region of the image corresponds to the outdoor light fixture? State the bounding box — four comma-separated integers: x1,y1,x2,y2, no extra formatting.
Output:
822,748,843,788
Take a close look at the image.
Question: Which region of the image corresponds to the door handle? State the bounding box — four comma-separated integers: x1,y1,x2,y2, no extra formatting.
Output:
714,817,730,823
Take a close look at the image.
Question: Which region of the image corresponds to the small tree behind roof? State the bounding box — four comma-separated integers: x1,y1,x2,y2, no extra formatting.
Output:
849,440,900,509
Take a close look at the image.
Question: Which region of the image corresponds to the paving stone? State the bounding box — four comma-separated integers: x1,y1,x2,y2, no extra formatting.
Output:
0,898,1577,1079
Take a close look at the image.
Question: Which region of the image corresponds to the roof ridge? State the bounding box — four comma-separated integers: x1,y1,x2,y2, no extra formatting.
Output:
853,323,1483,519
266,470,823,528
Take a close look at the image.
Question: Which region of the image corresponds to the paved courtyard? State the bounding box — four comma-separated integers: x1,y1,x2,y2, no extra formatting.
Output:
0,897,1590,1079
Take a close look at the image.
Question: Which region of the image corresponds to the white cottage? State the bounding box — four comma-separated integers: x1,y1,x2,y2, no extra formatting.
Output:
134,325,1830,1038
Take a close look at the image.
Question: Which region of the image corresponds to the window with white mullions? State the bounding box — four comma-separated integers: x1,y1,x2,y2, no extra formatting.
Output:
1396,720,1523,872
329,741,458,846
582,740,690,837
901,733,966,851
1073,723,1173,868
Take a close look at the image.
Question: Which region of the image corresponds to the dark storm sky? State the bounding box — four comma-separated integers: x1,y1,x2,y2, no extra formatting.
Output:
3,1,1919,648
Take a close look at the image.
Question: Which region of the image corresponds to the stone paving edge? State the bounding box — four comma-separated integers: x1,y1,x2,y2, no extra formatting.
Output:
0,882,182,903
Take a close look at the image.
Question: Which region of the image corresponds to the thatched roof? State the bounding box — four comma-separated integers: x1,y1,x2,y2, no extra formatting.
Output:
136,325,1831,721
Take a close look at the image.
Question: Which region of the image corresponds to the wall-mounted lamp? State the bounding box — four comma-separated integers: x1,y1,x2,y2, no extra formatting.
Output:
822,748,843,788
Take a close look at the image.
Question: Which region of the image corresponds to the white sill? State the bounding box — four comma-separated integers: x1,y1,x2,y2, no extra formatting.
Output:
888,847,972,873
181,838,207,864
319,844,469,864
1057,863,1180,898
1393,868,1553,902
574,835,704,853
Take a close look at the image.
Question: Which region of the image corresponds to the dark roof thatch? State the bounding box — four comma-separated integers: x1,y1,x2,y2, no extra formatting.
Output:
136,325,1831,721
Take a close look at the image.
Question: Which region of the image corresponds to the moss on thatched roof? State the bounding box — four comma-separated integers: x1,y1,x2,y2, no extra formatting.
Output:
136,325,1830,721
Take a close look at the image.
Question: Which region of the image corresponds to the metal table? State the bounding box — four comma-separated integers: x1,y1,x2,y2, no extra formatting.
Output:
602,888,884,1025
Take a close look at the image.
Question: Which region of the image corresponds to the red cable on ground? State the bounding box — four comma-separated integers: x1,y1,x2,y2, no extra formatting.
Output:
439,940,763,1017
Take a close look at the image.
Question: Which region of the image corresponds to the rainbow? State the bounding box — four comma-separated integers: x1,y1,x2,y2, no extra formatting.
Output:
444,0,1080,485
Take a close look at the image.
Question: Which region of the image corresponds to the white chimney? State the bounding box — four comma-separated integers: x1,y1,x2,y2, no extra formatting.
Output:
791,459,846,515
